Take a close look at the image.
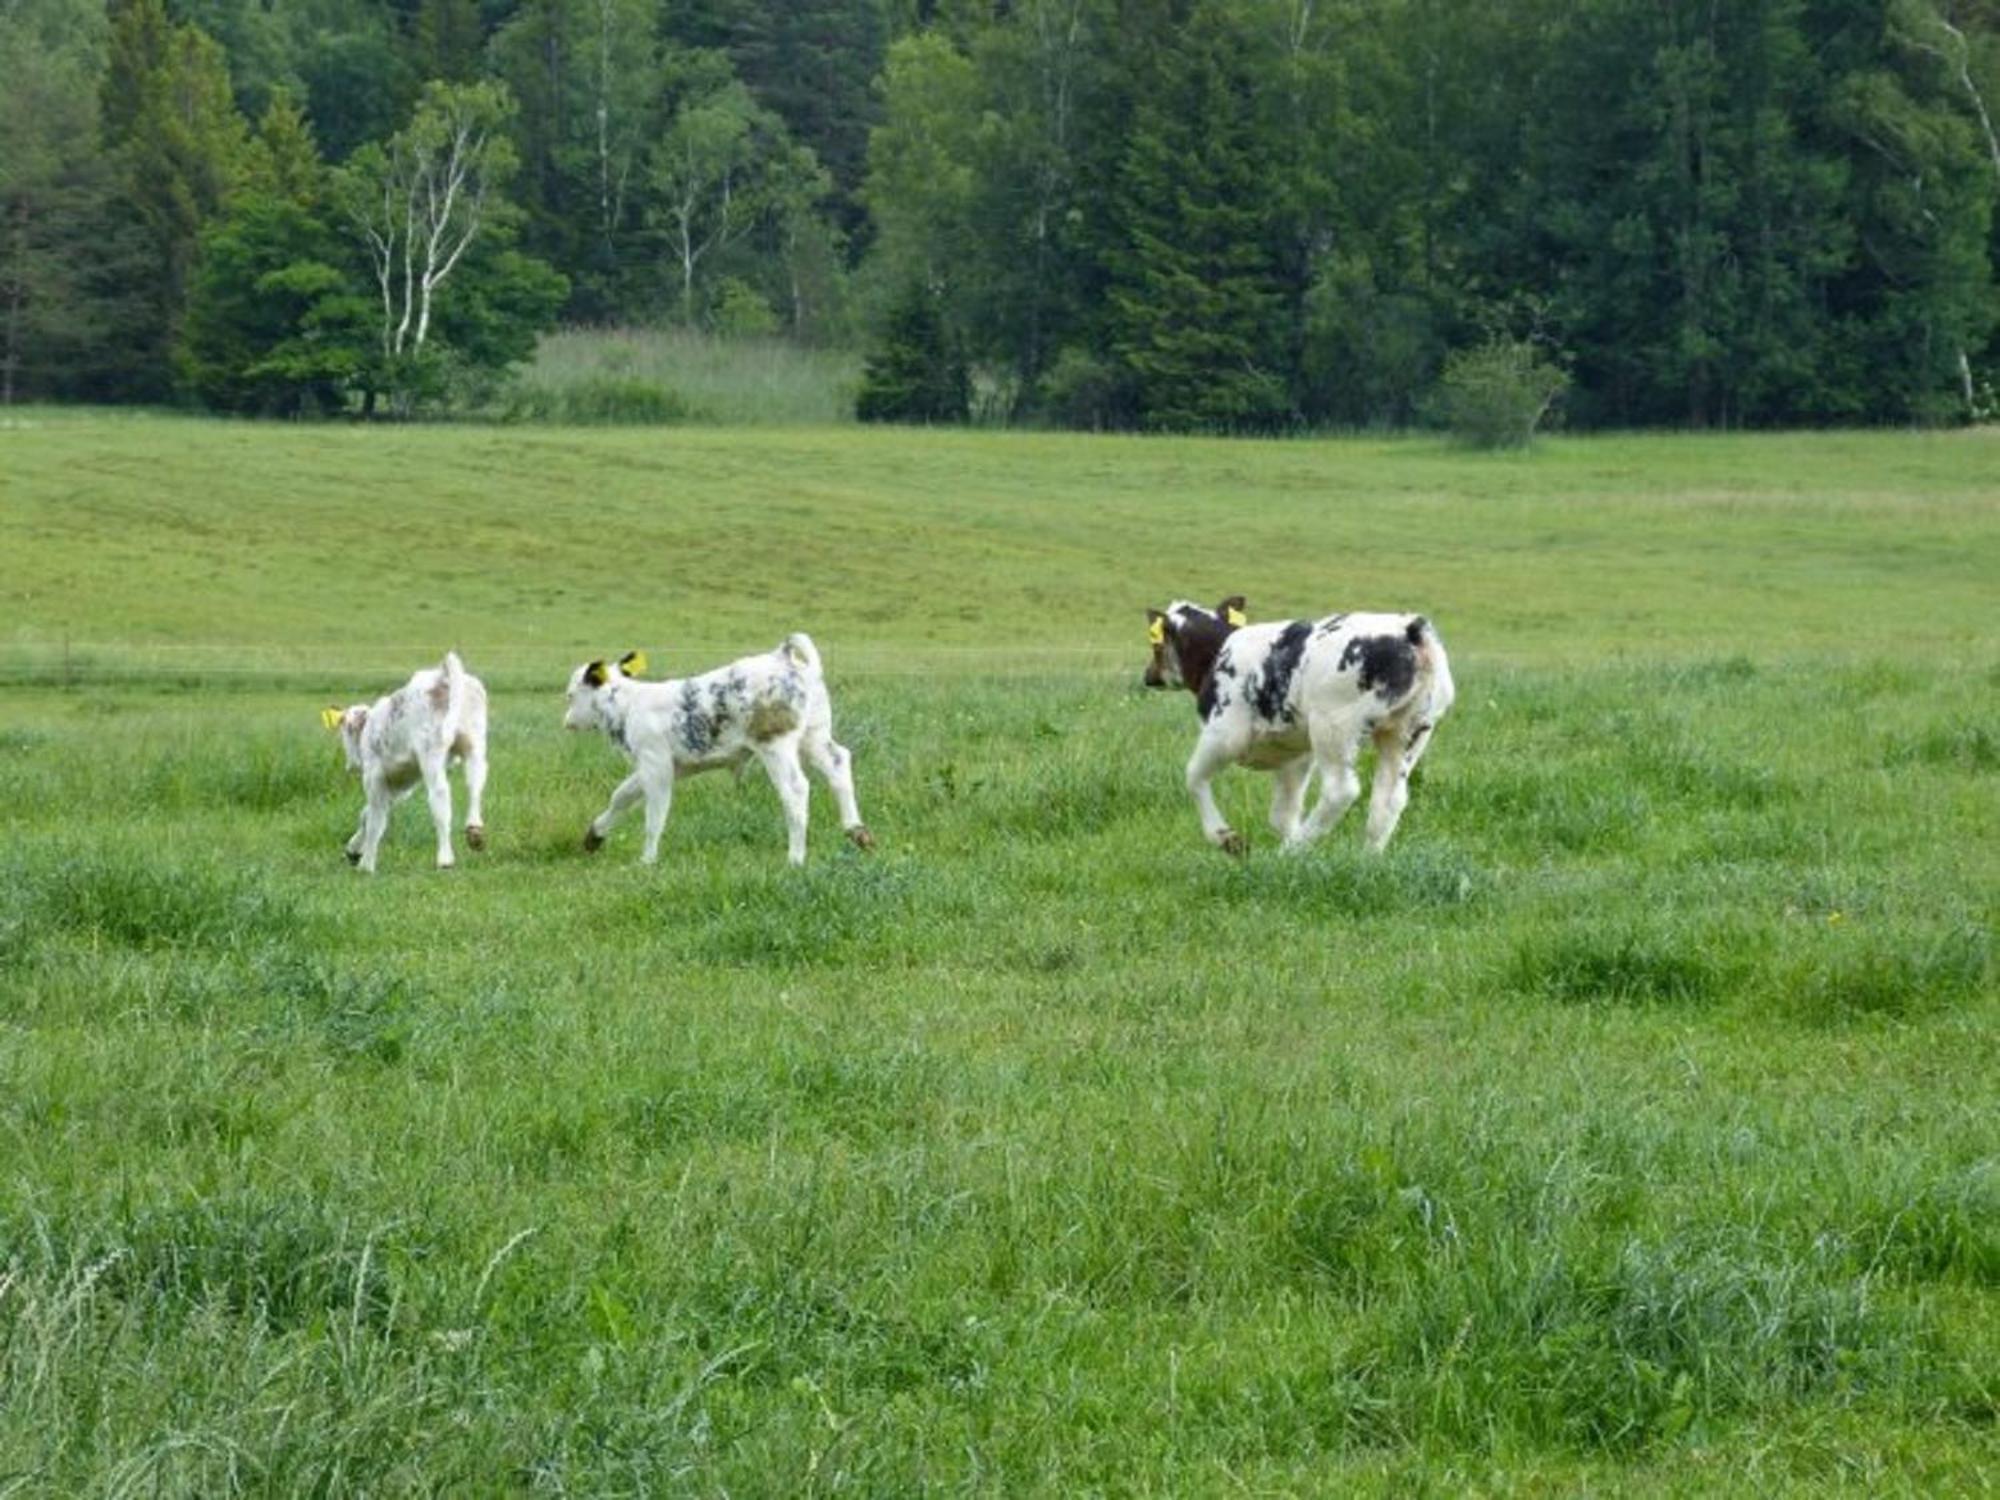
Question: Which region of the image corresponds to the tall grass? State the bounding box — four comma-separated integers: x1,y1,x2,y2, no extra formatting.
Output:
501,327,860,426
0,420,1995,1489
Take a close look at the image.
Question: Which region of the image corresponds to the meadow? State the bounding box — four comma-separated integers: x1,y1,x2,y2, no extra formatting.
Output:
0,413,1995,1493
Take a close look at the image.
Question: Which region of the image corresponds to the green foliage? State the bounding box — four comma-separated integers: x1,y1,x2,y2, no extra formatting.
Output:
1032,345,1130,429
1430,338,1570,449
6,0,2000,426
99,0,253,400
330,81,563,414
709,276,780,335
179,194,367,414
854,281,969,422
1108,3,1294,432
0,3,139,404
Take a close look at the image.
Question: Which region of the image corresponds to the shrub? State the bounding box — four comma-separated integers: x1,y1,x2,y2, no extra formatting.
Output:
1430,337,1568,448
709,278,781,338
1034,347,1132,430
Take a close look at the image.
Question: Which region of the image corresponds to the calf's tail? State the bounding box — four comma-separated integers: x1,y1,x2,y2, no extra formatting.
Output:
781,632,822,676
1406,616,1455,718
440,649,469,746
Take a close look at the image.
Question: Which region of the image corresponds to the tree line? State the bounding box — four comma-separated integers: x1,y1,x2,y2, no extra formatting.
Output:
3,0,1996,428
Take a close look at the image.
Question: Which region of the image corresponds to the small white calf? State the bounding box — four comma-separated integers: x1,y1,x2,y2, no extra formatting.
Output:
564,635,872,866
325,651,489,873
1144,596,1454,855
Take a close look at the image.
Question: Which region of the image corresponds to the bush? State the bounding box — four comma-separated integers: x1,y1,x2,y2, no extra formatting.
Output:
1430,338,1568,448
709,278,781,338
1034,347,1132,430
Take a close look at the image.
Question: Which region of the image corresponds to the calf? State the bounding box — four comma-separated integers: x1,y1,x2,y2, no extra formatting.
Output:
563,635,873,866
323,651,489,873
1143,596,1454,855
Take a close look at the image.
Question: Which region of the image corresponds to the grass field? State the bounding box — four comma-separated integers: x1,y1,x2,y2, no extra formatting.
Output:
0,414,1996,1492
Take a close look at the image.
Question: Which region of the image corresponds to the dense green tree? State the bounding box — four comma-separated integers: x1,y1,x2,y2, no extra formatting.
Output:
490,0,663,317
0,1,137,403
647,49,819,326
705,0,893,238
862,32,980,301
101,0,254,399
3,0,1995,425
180,98,370,413
855,279,969,420
1107,1,1293,429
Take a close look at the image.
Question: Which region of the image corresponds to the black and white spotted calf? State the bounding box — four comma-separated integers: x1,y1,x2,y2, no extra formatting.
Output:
564,635,873,866
1143,596,1454,855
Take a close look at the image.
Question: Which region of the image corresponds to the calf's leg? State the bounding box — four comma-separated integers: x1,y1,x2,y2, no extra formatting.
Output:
356,780,393,874
462,738,488,849
758,740,813,866
420,752,456,869
803,728,872,850
1364,718,1436,852
637,764,677,865
1268,755,1311,843
585,771,646,852
1185,730,1248,856
1286,727,1364,852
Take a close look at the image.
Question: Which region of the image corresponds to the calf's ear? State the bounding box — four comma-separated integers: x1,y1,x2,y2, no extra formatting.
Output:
583,659,609,689
618,649,648,678
1146,610,1167,646
1218,596,1247,627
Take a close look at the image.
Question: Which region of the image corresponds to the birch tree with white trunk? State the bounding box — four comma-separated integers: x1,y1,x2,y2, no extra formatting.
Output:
339,80,520,368
649,52,796,327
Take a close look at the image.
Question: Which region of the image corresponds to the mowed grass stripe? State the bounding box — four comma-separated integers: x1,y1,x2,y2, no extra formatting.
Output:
4,417,1995,659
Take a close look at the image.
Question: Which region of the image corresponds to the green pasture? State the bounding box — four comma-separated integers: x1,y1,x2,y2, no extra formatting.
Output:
0,416,1995,1492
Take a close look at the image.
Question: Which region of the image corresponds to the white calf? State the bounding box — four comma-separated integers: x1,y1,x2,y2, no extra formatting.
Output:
1143,596,1454,855
325,651,489,873
564,635,872,866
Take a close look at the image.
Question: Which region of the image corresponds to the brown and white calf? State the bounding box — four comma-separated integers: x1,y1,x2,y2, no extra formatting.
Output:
563,635,873,866
325,651,489,873
1143,596,1454,855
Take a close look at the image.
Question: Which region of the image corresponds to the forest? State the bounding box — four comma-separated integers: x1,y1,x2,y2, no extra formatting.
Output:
3,0,1997,429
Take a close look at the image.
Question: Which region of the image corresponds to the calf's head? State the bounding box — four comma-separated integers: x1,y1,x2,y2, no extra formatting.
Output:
1143,596,1246,691
322,705,369,771
563,650,647,731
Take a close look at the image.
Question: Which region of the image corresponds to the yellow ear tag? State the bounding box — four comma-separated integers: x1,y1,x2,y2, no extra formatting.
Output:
1147,618,1165,646
1225,607,1247,627
320,707,343,731
621,650,648,678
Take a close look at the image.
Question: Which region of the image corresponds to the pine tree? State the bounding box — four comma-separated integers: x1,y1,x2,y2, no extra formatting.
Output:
855,280,969,421
100,0,252,399
1107,1,1292,431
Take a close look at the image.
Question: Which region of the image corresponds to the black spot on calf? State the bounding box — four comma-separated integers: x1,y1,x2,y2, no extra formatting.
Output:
1197,677,1229,721
679,682,714,754
1253,621,1312,722
1339,633,1419,702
